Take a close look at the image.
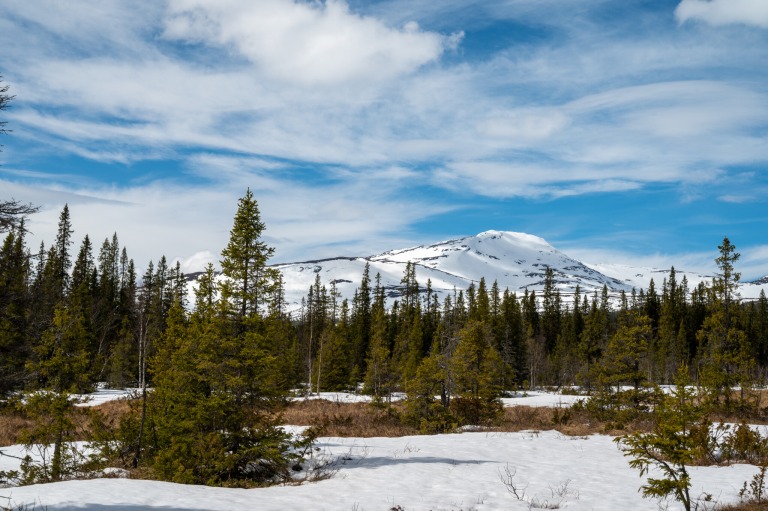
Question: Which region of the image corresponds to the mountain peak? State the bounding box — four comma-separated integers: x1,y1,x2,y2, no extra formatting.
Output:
273,230,631,312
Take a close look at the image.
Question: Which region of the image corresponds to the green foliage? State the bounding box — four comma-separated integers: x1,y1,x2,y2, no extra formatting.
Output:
18,302,93,483
220,188,276,320
0,226,30,395
739,465,768,505
134,191,305,486
403,352,458,434
17,391,89,483
449,320,505,425
364,305,396,398
720,421,768,465
616,365,709,511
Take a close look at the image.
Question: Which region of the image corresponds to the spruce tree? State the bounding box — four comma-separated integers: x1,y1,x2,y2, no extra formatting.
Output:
450,320,505,425
716,236,740,330
351,262,372,379
144,191,299,485
0,227,30,395
22,304,91,482
220,188,275,321
617,365,709,511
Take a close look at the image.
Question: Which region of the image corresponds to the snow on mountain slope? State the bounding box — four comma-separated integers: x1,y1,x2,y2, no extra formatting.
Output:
276,231,633,312
586,263,768,301
193,231,767,314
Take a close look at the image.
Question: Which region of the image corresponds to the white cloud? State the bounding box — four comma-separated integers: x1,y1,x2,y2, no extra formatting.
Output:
1,0,767,272
162,0,455,86
173,251,216,275
477,108,569,141
719,194,756,204
676,0,768,28
1,149,456,273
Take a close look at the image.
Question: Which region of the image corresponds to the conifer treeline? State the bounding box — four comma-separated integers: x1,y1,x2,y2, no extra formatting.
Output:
295,242,768,408
1,202,768,405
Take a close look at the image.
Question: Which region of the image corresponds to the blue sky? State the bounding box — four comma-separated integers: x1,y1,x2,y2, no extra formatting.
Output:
1,0,767,279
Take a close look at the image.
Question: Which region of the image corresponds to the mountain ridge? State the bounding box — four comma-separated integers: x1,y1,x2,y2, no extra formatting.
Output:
188,231,768,313
274,231,673,312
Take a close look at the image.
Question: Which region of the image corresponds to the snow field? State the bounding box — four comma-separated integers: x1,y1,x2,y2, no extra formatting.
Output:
1,429,761,511
2,388,762,510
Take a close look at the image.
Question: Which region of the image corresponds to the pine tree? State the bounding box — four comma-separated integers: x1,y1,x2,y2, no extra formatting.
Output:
449,320,505,425
697,237,749,411
22,303,91,482
617,365,709,511
658,267,688,382
351,262,372,379
716,237,740,330
147,198,297,485
364,303,395,399
498,290,526,387
541,267,561,354
0,226,31,395
578,291,608,391
220,188,275,322
404,348,457,433
599,308,652,402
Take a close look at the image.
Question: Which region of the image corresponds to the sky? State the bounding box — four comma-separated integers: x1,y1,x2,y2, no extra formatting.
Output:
0,0,767,280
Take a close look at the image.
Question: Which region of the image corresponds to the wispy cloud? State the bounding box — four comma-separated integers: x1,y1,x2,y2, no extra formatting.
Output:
676,0,768,28
1,0,766,275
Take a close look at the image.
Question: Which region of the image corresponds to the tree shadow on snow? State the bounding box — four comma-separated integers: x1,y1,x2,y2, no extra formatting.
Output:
333,455,493,470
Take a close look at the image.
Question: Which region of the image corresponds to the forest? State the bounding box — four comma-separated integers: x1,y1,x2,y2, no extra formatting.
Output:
1,189,768,491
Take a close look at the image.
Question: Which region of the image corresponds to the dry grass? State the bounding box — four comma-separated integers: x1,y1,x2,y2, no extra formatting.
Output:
492,405,653,437
0,399,134,447
279,399,418,437
717,501,768,510
280,400,656,439
93,399,132,425
0,412,29,446
0,395,688,447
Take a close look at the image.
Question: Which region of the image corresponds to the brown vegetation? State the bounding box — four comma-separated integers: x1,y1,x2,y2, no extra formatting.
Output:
278,399,418,437
0,399,132,447
718,502,768,511
279,399,658,438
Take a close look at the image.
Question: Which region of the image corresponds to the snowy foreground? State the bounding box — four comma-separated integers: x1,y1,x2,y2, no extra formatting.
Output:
0,390,761,511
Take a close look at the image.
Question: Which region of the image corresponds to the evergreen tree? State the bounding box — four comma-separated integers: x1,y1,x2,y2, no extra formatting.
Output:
450,320,505,425
0,227,30,395
599,307,652,401
351,262,372,380
578,291,609,391
364,303,395,399
498,290,526,387
541,267,561,354
716,237,740,330
404,348,457,433
220,188,276,322
145,191,298,485
697,238,751,412
22,303,91,482
658,267,688,382
617,366,709,511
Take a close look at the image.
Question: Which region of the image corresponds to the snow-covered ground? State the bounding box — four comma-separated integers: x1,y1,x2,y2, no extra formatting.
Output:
74,387,138,407
1,430,759,511
1,388,758,510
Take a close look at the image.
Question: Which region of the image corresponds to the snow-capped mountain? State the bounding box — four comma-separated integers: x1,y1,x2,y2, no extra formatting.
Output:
192,230,766,313
275,230,634,312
